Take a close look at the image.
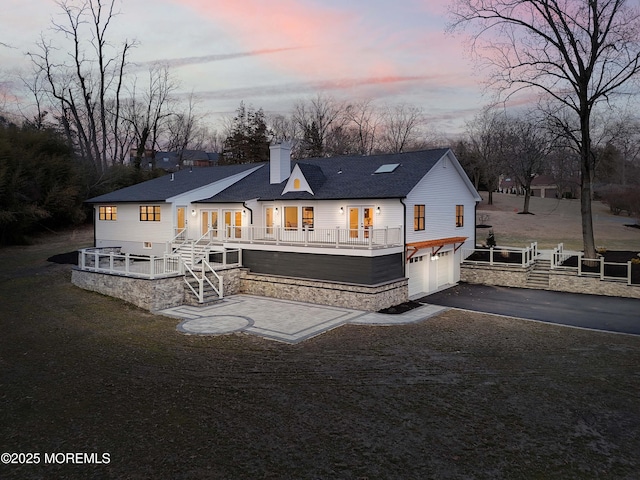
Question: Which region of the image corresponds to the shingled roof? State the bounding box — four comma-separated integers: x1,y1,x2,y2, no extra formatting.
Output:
197,148,451,203
87,163,262,203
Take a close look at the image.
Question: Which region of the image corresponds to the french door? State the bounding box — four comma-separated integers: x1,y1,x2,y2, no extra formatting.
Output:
348,206,374,240
201,210,219,237
224,210,242,239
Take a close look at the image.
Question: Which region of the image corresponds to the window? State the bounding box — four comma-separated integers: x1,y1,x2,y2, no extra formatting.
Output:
293,178,301,189
302,206,314,230
374,163,400,174
414,205,425,231
140,205,161,221
99,206,117,221
456,205,464,227
284,206,298,229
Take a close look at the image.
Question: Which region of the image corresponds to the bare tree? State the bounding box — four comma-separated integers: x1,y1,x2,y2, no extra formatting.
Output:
449,0,640,258
123,63,176,168
27,0,135,175
503,114,551,213
165,93,206,167
267,113,299,142
293,94,347,157
267,113,302,157
598,111,640,186
464,107,509,205
344,99,380,155
378,103,423,153
453,138,483,190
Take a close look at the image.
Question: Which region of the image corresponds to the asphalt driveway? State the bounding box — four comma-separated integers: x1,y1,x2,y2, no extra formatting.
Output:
421,284,640,336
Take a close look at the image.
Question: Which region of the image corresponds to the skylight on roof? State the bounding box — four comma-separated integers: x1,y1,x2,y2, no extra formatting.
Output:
374,163,400,174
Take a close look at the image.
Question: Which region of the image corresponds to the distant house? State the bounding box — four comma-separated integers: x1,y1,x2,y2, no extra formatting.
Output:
499,174,573,198
83,145,481,309
129,150,220,172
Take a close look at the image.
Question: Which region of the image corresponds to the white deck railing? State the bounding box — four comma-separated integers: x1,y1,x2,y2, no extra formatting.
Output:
462,242,538,267
78,247,183,279
222,226,403,249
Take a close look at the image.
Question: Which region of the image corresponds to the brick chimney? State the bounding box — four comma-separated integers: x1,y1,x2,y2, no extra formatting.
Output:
269,141,292,184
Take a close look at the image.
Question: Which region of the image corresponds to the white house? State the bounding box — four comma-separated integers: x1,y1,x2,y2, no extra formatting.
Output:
84,144,481,308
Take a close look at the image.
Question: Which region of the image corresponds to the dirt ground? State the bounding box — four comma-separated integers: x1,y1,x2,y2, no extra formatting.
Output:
477,192,640,250
1,227,640,479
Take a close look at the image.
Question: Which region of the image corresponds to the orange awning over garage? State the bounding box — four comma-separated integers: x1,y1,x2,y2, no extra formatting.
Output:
406,236,468,261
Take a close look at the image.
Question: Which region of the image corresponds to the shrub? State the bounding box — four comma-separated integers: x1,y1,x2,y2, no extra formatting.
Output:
487,230,497,248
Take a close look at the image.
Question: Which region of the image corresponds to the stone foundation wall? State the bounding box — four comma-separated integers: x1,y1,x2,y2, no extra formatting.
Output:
549,270,640,299
239,271,408,311
217,267,243,296
71,268,185,311
461,264,531,288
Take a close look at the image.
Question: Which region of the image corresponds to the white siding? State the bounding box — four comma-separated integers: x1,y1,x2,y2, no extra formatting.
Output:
95,203,173,255
248,198,403,233
405,155,478,251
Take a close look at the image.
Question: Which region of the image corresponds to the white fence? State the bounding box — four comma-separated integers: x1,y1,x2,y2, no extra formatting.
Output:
462,242,538,267
78,247,183,279
551,244,635,285
550,243,576,268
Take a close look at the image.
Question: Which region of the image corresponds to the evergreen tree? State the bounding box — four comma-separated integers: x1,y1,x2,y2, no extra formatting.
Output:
221,102,271,164
0,122,87,244
300,121,323,158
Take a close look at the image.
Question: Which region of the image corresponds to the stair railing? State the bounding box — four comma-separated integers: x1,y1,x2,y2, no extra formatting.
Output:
183,257,223,303
166,228,189,254
202,258,223,299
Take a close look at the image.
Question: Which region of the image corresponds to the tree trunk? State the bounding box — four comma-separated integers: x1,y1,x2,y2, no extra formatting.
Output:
522,188,531,214
580,111,597,259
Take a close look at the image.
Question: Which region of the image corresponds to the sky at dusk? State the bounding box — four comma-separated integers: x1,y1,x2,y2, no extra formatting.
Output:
1,0,492,135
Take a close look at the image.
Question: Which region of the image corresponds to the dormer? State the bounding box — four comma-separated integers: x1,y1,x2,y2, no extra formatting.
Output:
282,164,314,195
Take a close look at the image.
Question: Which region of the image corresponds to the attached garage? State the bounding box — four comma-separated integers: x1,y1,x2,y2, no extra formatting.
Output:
406,237,466,298
407,255,427,297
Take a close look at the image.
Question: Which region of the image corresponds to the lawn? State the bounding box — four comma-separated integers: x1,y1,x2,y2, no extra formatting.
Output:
477,192,640,250
1,226,640,479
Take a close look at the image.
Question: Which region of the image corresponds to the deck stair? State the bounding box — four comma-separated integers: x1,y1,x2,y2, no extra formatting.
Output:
172,241,211,268
183,272,222,306
526,258,551,289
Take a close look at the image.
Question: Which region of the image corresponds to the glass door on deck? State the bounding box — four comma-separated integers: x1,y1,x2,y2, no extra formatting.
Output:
224,210,242,239
265,207,275,236
176,206,186,235
348,206,373,240
201,210,218,237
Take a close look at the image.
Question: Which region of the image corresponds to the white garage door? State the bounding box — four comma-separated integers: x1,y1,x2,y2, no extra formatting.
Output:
436,250,452,288
407,255,426,297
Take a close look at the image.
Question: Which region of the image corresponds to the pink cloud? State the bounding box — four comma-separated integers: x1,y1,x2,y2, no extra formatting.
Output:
169,0,399,79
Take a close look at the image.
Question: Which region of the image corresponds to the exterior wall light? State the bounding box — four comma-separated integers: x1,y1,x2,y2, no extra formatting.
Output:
191,209,196,217
339,207,344,214
376,207,381,214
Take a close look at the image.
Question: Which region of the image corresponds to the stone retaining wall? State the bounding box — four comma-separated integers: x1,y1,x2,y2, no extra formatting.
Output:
71,268,185,311
549,270,640,299
239,271,408,312
72,266,408,312
461,262,640,299
461,263,531,288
